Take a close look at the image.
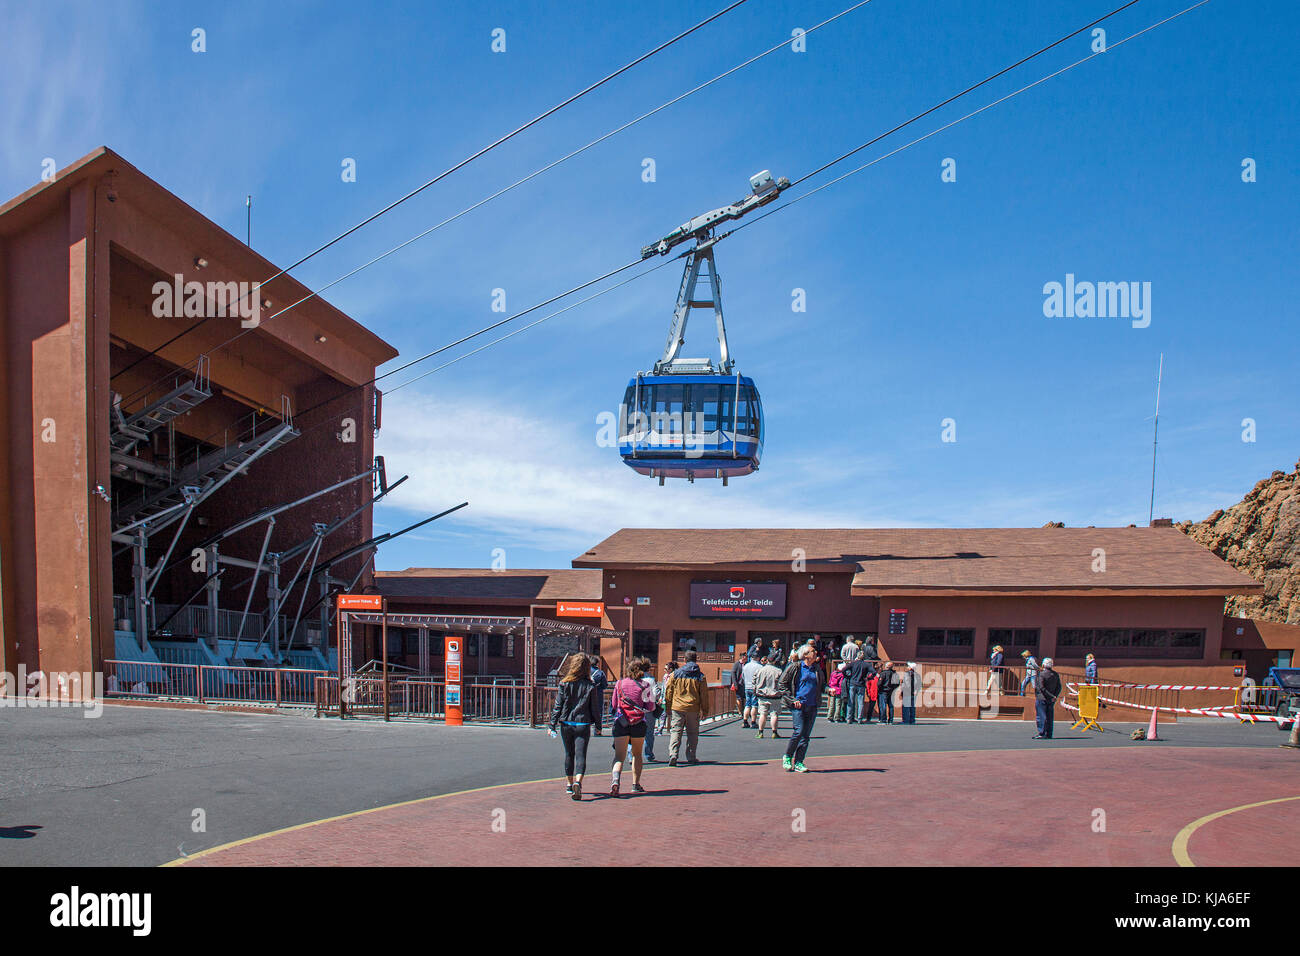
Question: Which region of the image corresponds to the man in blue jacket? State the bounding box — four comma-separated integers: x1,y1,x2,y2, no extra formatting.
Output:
779,645,825,773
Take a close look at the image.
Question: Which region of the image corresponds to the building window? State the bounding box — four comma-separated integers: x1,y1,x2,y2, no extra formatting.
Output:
633,629,660,662
673,631,735,653
1055,628,1204,660
466,634,509,658
988,628,1040,650
917,628,975,657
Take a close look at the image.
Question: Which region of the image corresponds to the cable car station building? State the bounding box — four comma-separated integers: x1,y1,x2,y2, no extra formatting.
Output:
1,148,397,688
380,526,1272,686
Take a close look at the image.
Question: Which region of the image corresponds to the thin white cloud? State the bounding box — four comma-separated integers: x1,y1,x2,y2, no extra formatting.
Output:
375,388,873,551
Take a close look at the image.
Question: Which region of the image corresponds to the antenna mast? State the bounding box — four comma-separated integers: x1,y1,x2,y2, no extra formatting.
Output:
1148,353,1163,525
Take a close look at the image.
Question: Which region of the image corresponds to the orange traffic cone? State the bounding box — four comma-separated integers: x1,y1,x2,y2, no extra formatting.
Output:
1147,707,1159,741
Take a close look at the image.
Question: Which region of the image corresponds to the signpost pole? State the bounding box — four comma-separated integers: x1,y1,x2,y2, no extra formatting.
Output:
336,603,346,719
382,597,390,721
445,635,463,726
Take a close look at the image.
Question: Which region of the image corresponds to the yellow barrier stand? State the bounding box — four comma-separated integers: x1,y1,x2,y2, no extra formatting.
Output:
1071,684,1104,732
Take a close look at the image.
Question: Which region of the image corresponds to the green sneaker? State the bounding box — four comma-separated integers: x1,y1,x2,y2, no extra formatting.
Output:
782,755,793,771
793,762,810,773
755,731,764,739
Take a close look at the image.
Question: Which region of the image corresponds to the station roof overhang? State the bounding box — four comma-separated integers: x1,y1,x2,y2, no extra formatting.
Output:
0,147,399,411
575,528,1266,597
343,612,626,640
849,586,1265,599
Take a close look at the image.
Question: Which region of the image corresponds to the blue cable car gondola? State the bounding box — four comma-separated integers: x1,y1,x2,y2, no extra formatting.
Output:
618,373,763,483
618,171,788,485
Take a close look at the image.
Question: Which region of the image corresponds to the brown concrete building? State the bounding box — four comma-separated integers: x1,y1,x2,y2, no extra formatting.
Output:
1221,616,1300,678
572,527,1266,684
1,148,397,686
375,527,1270,687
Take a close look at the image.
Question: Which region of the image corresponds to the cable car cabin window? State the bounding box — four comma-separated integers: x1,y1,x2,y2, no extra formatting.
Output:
732,385,760,437
716,387,734,435
696,383,721,433
650,384,686,434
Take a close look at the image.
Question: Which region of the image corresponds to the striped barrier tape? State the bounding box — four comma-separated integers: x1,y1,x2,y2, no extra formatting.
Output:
1090,682,1241,691
1063,684,1293,724
1090,692,1293,724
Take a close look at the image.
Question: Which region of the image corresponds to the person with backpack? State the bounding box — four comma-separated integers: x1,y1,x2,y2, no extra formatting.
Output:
548,652,603,801
778,645,825,772
826,663,846,722
753,654,785,739
664,651,710,766
877,662,898,724
608,657,657,796
641,661,662,762
741,654,763,729
656,661,677,735
589,654,608,736
730,656,749,727
1033,657,1063,740
844,652,870,724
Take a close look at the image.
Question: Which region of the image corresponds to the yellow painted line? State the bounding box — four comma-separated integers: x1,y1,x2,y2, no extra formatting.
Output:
164,775,564,866
164,743,1243,867
1172,794,1300,867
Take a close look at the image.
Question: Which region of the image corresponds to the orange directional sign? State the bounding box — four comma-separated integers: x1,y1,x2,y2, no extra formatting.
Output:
556,601,605,618
337,594,384,611
445,636,463,726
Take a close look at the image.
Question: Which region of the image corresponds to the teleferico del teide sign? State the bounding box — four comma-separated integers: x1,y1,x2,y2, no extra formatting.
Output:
689,581,787,619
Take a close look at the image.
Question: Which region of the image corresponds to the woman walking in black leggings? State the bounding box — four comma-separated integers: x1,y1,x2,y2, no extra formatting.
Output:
549,653,602,801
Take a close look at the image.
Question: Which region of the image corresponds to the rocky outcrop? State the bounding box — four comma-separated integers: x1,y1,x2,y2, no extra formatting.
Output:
1177,459,1300,625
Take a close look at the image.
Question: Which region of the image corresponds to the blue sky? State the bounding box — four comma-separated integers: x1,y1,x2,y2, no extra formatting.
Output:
5,0,1297,571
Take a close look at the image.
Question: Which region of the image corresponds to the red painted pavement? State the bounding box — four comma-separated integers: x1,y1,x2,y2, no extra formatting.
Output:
181,746,1300,867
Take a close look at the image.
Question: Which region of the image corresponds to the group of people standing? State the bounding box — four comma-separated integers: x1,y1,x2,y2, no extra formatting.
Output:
550,636,1096,791
827,656,919,725
547,649,716,800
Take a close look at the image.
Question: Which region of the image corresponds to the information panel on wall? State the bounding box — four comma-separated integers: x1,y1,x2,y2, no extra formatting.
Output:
889,608,909,635
689,581,787,619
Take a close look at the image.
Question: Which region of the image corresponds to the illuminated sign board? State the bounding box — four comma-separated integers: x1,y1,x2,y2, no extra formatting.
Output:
337,594,384,611
689,582,786,619
556,601,605,617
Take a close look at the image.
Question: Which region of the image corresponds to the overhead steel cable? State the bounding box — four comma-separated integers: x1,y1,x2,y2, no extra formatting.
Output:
131,0,1211,469
724,1,1213,240
109,0,752,383
384,254,687,395
788,0,1145,188
167,252,664,456
114,0,877,412
383,0,1213,394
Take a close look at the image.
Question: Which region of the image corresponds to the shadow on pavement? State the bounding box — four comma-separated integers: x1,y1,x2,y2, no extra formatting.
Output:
0,824,42,839
807,767,887,775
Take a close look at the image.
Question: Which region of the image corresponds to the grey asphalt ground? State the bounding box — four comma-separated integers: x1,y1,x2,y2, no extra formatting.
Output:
0,702,1289,866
